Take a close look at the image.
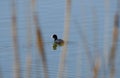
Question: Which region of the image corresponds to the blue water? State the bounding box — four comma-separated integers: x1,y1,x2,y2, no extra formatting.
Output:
0,0,119,78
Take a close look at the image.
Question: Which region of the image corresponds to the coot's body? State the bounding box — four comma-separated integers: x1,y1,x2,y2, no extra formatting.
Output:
52,34,64,45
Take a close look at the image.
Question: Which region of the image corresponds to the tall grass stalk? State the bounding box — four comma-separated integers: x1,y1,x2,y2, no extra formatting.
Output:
74,20,94,78
104,0,110,66
79,0,94,67
35,23,48,78
91,6,99,62
31,0,48,78
25,1,33,78
103,1,110,78
74,1,93,76
0,67,3,78
75,1,100,77
76,42,82,78
91,4,101,78
57,0,71,78
92,10,100,78
93,7,101,78
26,54,32,78
11,0,21,78
93,58,101,78
109,13,119,78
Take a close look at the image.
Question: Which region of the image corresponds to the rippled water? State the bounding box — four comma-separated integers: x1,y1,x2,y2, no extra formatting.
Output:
0,0,119,78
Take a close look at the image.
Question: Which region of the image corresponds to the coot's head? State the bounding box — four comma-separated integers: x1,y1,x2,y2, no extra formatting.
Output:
52,34,58,41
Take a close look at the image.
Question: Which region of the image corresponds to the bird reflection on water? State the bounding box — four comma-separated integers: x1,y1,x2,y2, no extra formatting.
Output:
52,41,64,50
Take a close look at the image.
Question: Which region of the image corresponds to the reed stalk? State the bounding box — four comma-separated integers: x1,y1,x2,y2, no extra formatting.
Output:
109,13,119,78
0,67,3,78
36,24,48,78
93,57,101,78
91,3,101,78
11,0,21,78
26,54,32,78
80,0,95,67
103,1,110,78
74,20,93,67
104,0,110,66
31,0,48,78
57,0,71,78
92,19,100,78
109,0,120,77
25,1,32,78
76,43,82,78
92,7,99,63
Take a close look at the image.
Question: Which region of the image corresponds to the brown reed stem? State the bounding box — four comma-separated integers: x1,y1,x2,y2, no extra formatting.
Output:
11,0,21,78
104,0,110,66
92,7,99,62
79,0,95,68
93,57,101,78
31,0,48,78
26,54,32,78
25,1,32,78
91,4,100,78
57,0,71,78
74,20,93,68
0,66,3,78
36,24,48,78
109,13,119,78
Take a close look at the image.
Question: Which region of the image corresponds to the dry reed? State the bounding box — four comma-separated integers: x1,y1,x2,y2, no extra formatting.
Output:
92,7,99,63
36,24,48,78
104,0,110,66
93,57,101,78
109,13,119,78
26,54,32,78
11,0,21,78
31,0,48,78
25,1,33,78
0,67,3,78
79,0,95,68
91,4,101,78
57,0,71,78
74,20,93,66
103,1,110,78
